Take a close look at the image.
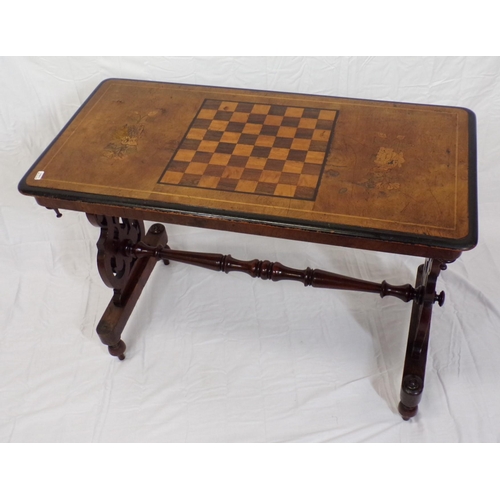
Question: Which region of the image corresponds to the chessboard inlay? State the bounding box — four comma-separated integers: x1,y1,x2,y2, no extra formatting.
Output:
158,99,338,200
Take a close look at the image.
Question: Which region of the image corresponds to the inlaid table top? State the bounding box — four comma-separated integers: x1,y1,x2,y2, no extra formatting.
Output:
19,78,478,258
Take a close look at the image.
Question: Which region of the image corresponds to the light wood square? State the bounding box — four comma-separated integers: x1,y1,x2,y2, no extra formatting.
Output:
235,180,259,192
274,184,297,197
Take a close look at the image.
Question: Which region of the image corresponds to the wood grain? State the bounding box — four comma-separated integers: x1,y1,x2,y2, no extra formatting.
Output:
19,78,477,253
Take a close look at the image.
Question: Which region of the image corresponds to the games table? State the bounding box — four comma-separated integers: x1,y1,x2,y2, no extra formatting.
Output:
18,79,477,420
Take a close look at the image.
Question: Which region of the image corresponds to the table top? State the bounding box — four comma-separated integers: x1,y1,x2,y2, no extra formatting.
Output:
19,78,477,258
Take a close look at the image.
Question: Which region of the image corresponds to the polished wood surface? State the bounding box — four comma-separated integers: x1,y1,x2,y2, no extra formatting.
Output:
19,79,477,256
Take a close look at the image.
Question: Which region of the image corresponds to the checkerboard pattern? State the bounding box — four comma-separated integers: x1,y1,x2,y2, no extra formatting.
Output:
158,99,337,200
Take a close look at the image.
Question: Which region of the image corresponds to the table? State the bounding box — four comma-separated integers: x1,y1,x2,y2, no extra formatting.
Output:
18,78,478,420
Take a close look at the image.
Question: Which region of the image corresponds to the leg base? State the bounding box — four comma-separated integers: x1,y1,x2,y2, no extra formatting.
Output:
398,402,418,420
108,340,127,360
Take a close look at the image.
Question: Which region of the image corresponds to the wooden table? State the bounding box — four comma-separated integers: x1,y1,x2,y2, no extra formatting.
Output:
19,78,478,420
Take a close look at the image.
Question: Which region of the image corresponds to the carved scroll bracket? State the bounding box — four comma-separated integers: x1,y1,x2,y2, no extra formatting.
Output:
87,214,145,306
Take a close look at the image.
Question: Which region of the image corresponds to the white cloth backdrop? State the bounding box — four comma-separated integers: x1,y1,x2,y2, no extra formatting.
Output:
1,56,499,442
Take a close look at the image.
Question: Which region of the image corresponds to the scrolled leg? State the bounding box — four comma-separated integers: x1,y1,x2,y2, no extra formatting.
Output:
398,258,448,420
88,215,168,360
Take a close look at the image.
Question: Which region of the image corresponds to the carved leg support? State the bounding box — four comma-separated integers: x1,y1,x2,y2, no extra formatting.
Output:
86,217,447,419
398,259,447,420
87,215,167,360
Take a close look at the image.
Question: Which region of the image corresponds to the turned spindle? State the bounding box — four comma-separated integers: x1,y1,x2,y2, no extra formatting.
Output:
127,241,419,303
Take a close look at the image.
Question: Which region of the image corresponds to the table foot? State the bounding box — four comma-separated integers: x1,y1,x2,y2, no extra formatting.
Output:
87,216,168,360
398,402,418,421
108,340,127,361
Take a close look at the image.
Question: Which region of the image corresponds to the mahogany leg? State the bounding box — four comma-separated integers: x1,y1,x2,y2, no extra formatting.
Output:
87,216,168,360
398,258,446,420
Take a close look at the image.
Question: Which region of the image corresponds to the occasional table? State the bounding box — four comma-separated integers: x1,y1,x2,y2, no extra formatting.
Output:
19,79,477,419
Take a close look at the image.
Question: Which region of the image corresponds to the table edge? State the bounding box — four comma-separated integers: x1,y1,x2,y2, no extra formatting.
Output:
18,78,479,255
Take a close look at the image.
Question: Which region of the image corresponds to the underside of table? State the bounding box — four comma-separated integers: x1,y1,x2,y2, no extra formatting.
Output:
80,213,452,420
